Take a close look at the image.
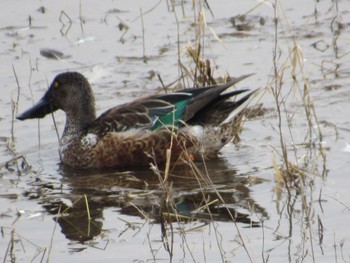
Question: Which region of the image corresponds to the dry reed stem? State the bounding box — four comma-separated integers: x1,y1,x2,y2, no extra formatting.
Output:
140,8,146,62
146,1,259,261
7,65,34,174
79,0,84,34
84,194,91,221
268,2,332,262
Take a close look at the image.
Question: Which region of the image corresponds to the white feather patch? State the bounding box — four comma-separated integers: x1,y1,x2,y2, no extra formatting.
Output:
187,125,204,141
81,133,98,148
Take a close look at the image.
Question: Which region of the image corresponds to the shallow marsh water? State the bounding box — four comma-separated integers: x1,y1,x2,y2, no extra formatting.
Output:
1,0,350,262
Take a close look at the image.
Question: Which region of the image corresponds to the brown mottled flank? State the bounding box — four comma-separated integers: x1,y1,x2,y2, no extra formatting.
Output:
61,122,242,168
60,129,195,168
17,72,255,169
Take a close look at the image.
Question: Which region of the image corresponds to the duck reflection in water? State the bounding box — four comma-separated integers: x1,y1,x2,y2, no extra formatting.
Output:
40,159,268,243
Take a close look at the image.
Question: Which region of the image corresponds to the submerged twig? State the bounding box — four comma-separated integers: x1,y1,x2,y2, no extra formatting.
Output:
59,10,72,36
46,205,61,263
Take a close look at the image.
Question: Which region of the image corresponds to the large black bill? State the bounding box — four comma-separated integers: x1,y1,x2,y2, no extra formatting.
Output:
17,96,57,120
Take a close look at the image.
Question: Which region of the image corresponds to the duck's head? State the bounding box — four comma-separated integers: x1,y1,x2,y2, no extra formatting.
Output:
17,72,96,122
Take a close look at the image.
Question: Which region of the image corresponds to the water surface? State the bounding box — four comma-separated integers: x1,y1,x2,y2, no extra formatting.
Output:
1,0,349,262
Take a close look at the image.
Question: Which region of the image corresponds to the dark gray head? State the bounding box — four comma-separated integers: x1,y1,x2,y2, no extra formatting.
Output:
17,72,96,130
17,72,96,119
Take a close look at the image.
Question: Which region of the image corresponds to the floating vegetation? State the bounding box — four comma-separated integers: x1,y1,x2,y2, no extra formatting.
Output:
40,48,71,60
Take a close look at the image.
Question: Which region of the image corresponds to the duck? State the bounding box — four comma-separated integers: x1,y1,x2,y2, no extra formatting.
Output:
17,72,254,169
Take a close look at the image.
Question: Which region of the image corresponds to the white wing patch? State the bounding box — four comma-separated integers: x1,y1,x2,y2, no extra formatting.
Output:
187,125,204,141
81,133,98,148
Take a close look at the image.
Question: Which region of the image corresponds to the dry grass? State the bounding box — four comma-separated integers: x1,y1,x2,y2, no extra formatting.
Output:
139,0,330,262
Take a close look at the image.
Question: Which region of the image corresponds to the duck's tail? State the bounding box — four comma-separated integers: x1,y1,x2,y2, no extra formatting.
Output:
188,87,258,126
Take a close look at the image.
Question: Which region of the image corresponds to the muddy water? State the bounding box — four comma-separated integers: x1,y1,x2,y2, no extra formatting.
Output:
1,0,349,262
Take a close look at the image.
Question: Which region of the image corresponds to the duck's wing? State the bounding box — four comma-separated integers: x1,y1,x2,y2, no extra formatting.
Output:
86,93,193,135
86,73,253,135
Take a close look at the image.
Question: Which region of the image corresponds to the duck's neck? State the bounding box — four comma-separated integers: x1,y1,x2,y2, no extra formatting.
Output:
62,103,96,142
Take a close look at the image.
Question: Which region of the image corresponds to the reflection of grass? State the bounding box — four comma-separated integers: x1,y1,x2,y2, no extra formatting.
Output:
2,225,48,262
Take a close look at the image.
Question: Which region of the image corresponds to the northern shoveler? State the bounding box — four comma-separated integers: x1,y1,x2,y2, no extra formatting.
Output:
17,72,255,169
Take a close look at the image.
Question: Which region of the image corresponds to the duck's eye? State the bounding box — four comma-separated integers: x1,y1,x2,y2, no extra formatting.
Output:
53,81,59,88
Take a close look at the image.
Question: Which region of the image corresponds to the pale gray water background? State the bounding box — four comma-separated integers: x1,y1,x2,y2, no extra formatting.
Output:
1,0,349,262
